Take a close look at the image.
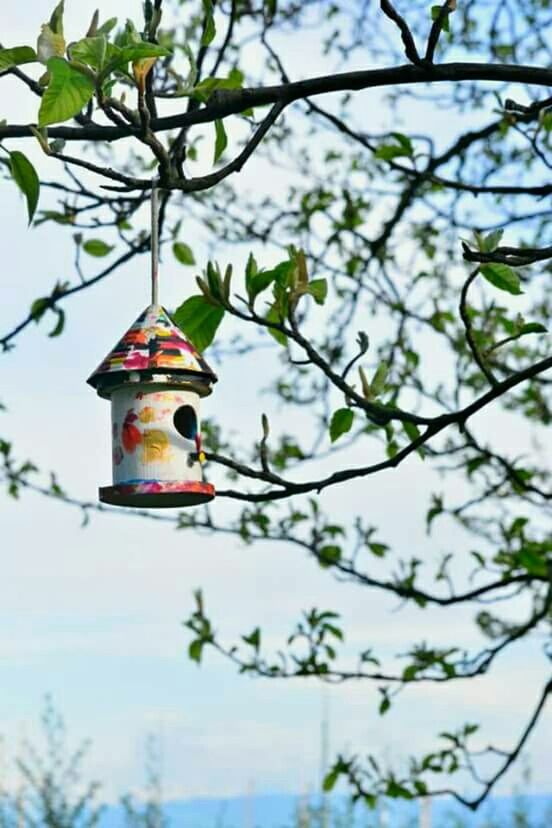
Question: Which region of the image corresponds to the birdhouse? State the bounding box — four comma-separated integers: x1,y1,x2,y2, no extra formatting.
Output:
87,303,217,508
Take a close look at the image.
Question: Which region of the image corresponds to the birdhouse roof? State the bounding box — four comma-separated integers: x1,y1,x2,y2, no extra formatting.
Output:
87,304,217,391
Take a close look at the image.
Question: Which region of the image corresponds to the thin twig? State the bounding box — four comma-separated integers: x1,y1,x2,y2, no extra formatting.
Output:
380,0,422,64
459,268,499,388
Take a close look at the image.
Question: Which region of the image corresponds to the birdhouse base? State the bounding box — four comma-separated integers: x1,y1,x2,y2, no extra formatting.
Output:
99,479,215,508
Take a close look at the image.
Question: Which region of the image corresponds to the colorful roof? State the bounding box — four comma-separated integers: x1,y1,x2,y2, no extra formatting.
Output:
87,304,217,390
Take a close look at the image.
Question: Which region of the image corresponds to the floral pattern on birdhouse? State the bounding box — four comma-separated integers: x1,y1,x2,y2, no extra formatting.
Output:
87,304,216,389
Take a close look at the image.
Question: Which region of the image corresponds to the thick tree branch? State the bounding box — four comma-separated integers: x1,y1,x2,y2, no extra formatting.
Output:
2,63,552,144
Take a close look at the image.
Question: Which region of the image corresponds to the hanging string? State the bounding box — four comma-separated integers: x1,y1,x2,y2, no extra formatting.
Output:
150,180,160,306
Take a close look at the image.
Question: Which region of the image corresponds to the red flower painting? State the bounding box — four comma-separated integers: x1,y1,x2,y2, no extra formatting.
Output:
122,410,142,453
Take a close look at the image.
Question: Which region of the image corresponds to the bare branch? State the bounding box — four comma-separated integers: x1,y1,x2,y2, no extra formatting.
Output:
1,244,147,352
463,243,552,267
459,268,499,388
425,1,455,63
380,1,422,64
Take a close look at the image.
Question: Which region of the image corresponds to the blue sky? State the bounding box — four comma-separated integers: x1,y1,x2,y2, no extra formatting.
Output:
1,0,551,808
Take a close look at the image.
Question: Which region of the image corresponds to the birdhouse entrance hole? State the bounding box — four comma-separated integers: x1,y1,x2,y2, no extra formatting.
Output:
173,405,197,441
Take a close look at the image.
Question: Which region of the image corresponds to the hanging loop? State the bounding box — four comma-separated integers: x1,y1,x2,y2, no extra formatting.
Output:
150,179,160,306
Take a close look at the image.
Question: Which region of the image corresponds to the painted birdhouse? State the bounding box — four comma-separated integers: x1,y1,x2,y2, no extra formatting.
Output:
87,303,217,508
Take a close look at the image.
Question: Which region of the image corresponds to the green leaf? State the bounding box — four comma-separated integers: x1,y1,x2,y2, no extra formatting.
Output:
307,278,328,305
386,780,413,800
318,545,342,568
193,73,243,101
466,456,487,477
242,627,261,649
322,769,340,793
38,57,95,127
205,261,224,301
0,46,37,73
97,17,118,36
9,151,40,224
431,4,450,31
379,694,391,715
330,408,354,443
426,495,444,532
34,210,75,226
30,297,50,322
371,362,388,398
414,780,428,796
245,252,258,294
542,111,552,133
374,133,413,161
475,228,503,253
517,548,547,577
369,542,388,558
83,239,114,257
358,365,372,399
374,144,412,161
273,260,295,288
201,0,216,46
265,303,288,346
247,271,277,304
519,322,547,336
323,622,344,641
173,242,196,266
214,119,228,163
403,421,421,443
48,308,65,337
188,639,204,663
403,421,426,459
228,67,244,87
49,0,65,35
248,260,293,306
402,664,419,682
107,42,171,72
390,131,413,154
480,263,523,296
174,295,225,351
69,36,107,69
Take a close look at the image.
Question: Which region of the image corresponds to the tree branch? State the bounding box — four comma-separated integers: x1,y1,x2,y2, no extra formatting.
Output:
459,268,499,388
216,352,552,501
2,63,552,144
425,1,454,63
380,1,422,64
160,101,286,193
432,677,552,810
0,243,147,352
463,244,552,267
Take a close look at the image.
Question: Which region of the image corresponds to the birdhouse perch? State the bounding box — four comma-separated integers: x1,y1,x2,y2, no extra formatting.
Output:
87,185,217,508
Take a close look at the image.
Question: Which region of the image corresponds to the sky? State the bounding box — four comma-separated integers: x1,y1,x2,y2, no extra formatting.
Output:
0,0,551,811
